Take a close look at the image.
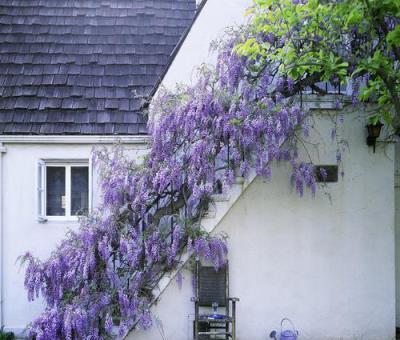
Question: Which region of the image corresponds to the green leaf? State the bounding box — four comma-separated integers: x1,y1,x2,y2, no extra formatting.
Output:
382,111,393,125
346,8,363,26
368,114,381,125
387,24,400,46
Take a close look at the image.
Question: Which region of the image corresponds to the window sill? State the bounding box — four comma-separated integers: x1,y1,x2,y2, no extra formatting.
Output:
38,216,80,224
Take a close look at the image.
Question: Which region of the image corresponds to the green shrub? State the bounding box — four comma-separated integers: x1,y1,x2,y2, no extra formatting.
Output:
0,329,15,340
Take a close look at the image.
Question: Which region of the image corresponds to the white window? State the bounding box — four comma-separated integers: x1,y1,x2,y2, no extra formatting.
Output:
37,159,92,222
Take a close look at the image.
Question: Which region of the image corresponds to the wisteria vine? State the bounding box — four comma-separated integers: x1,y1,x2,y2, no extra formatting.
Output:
19,9,334,340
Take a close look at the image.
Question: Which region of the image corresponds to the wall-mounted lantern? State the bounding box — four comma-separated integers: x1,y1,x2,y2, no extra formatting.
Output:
366,121,383,153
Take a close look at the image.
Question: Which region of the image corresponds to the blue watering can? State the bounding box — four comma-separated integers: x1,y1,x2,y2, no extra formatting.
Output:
269,318,299,340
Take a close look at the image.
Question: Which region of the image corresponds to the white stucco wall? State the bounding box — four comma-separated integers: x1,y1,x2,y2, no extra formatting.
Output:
0,142,147,333
129,110,396,340
0,0,255,333
159,0,252,90
142,0,397,338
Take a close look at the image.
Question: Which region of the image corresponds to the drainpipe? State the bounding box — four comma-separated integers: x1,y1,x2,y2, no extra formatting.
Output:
0,142,7,329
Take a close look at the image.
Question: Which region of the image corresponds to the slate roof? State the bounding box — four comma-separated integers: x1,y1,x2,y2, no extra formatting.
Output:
0,0,196,135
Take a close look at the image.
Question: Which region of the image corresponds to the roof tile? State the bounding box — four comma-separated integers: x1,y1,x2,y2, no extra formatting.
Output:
0,0,196,134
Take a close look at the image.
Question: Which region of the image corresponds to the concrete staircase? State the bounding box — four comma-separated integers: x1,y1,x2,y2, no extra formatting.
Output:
145,94,345,316
151,170,257,305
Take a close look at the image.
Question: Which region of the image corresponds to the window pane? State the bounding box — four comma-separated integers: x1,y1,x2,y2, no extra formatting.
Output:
71,166,89,215
46,167,66,216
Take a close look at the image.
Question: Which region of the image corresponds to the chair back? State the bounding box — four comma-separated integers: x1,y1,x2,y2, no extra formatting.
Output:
197,263,228,307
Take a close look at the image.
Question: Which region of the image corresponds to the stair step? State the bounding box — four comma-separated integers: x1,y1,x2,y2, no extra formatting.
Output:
203,210,216,219
234,176,244,184
141,169,259,334
211,193,230,202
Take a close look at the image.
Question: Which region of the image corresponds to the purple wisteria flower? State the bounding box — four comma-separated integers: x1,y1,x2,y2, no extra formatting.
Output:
21,20,322,340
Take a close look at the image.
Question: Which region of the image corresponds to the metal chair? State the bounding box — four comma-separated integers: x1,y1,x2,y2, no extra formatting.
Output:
192,262,239,340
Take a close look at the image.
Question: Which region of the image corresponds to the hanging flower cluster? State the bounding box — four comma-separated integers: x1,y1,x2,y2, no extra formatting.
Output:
21,22,319,340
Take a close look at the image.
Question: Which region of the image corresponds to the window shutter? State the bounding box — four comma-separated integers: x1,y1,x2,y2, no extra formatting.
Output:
37,159,47,222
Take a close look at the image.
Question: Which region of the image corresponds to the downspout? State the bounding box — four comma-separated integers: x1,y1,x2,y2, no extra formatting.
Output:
0,142,7,329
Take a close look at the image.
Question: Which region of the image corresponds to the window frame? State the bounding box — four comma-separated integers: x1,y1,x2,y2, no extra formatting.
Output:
37,159,92,222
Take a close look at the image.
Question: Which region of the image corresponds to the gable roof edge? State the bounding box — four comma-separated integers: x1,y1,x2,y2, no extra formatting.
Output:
142,0,208,109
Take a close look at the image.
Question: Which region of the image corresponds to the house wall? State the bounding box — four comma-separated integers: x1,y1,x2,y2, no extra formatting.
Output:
0,0,254,334
130,109,396,340
142,0,396,338
159,0,252,90
395,144,400,327
0,142,147,334
3,0,395,338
